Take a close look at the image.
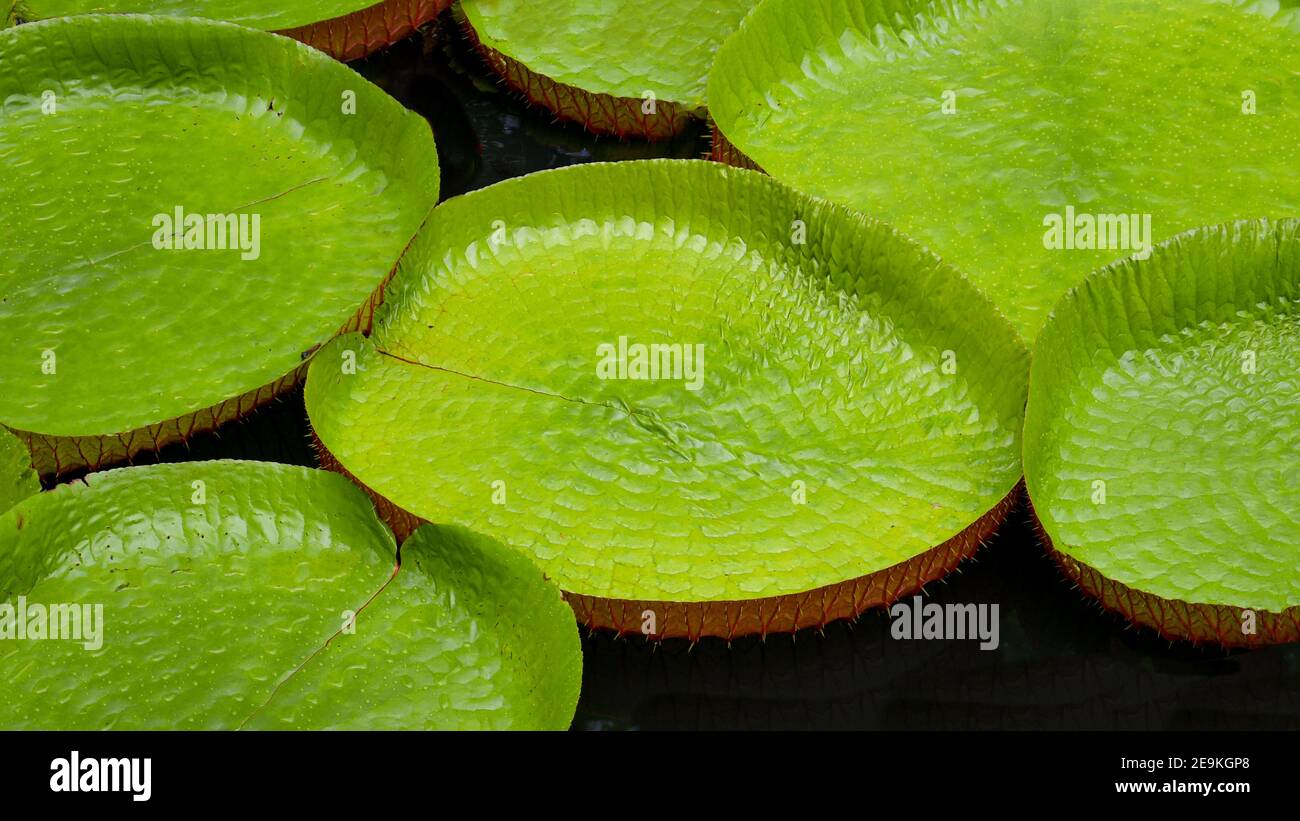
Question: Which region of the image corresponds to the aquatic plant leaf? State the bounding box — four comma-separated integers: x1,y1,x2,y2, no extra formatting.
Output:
1023,219,1300,644
0,15,439,474
458,0,757,137
709,0,1300,340
0,461,581,729
306,160,1028,637
17,0,452,60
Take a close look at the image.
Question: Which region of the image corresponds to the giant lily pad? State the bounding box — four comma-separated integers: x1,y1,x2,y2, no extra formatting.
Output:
708,0,1300,340
12,1,454,60
0,15,439,477
0,428,38,515
458,0,757,139
306,160,1028,640
1024,219,1300,646
0,460,582,729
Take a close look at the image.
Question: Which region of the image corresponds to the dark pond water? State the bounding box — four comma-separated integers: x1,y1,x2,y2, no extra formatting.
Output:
125,12,1300,730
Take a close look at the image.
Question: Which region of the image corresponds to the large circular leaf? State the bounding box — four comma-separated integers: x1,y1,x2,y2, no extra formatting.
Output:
458,0,757,138
0,15,439,476
1024,219,1300,646
0,460,581,729
708,0,1300,340
306,159,1028,639
14,1,454,61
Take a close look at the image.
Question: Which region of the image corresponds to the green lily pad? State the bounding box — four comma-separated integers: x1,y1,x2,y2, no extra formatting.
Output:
13,1,453,60
0,428,38,515
1024,219,1300,645
458,0,757,138
306,159,1028,638
0,15,439,476
0,460,581,729
708,0,1300,340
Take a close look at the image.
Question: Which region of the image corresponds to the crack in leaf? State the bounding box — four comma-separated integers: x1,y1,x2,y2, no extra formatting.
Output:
236,554,401,730
373,347,696,462
79,176,331,268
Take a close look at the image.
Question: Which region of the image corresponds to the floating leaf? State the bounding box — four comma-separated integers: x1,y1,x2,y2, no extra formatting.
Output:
306,160,1028,639
709,0,1300,340
0,15,439,476
0,461,581,729
459,0,757,138
15,1,453,60
1024,219,1300,645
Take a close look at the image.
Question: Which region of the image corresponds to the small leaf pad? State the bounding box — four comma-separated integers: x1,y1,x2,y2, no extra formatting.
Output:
458,0,757,137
